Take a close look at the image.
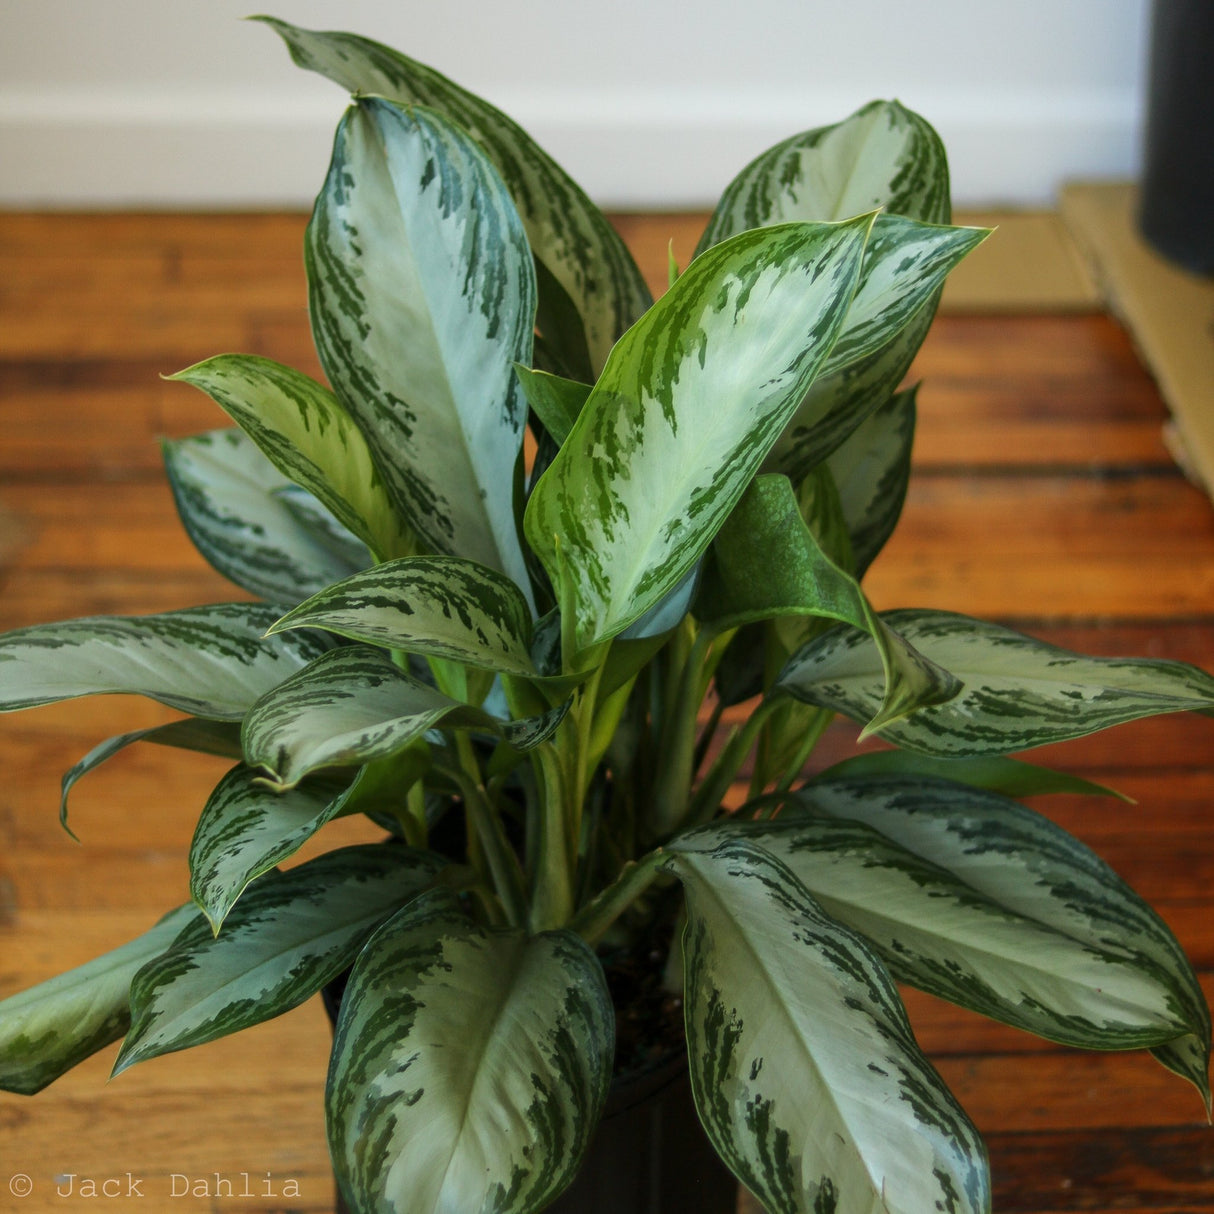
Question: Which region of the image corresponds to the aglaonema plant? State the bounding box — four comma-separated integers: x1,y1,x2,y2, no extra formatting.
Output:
1,17,1211,1214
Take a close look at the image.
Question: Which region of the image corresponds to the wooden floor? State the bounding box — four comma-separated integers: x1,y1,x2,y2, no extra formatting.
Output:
1,212,1212,1213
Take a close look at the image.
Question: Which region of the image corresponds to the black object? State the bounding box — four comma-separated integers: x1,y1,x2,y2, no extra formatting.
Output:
1138,0,1214,274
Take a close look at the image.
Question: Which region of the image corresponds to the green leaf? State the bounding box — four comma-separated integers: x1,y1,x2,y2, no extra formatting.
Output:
0,905,199,1094
525,218,873,656
163,429,368,601
270,556,538,677
778,608,1214,756
242,647,563,789
817,751,1130,801
698,100,953,254
786,776,1211,1106
327,888,613,1214
514,364,591,446
0,604,332,720
763,216,984,479
826,384,917,578
114,844,442,1073
307,95,536,599
189,765,353,930
60,718,243,835
169,356,413,563
697,101,973,482
700,475,959,734
664,835,989,1214
257,16,652,376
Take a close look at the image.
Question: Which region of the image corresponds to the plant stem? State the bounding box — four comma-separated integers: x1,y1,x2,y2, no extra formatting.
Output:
649,628,713,838
450,735,528,928
569,850,666,946
686,695,783,827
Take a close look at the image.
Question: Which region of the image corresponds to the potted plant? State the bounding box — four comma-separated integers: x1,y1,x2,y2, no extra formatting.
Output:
1,17,1211,1214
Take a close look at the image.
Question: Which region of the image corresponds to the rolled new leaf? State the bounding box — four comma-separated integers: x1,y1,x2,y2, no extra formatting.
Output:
242,647,565,789
0,604,331,720
114,844,443,1074
269,556,538,678
664,835,989,1214
307,96,536,601
0,905,199,1094
257,15,652,377
777,608,1214,756
163,429,369,602
327,888,613,1214
168,356,413,563
786,775,1212,1104
525,218,873,657
698,474,959,733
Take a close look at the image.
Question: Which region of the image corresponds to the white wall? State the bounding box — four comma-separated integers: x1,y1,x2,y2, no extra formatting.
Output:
0,0,1151,209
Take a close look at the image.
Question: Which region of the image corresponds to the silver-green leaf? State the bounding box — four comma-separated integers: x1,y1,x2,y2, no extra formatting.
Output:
327,888,613,1214
188,765,352,930
114,844,442,1073
0,604,332,720
664,835,989,1214
164,428,369,601
307,95,535,600
242,647,562,790
525,218,873,656
0,905,199,1094
269,556,538,678
258,15,651,377
777,609,1214,756
788,775,1212,1106
169,357,413,562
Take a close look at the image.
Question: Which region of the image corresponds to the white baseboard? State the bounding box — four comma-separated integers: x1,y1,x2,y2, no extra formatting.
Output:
0,86,1142,210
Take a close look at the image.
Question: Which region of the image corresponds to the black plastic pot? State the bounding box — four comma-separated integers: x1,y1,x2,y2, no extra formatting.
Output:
1138,0,1214,273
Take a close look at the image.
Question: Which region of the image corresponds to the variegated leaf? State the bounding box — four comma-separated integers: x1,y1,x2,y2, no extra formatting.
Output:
789,776,1212,1105
258,16,651,377
691,801,1205,1061
327,888,613,1214
697,101,964,482
270,556,538,678
114,844,442,1073
525,219,872,656
777,608,1214,756
0,905,199,1094
164,429,367,602
763,217,983,479
307,96,535,601
818,751,1128,800
825,384,917,578
274,483,374,571
0,604,332,720
243,647,562,790
169,356,413,562
664,836,988,1214
514,364,590,446
189,765,352,930
60,718,242,834
698,100,952,254
699,475,959,733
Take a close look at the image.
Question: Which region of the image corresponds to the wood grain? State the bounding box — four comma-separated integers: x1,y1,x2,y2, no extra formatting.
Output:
1,212,1211,1212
